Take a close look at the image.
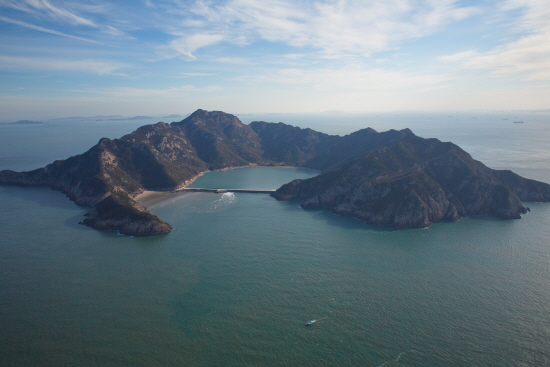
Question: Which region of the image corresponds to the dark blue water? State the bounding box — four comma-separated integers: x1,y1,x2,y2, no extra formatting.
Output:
1,113,549,366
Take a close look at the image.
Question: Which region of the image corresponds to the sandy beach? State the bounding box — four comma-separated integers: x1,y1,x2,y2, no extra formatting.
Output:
134,190,192,207
134,165,309,207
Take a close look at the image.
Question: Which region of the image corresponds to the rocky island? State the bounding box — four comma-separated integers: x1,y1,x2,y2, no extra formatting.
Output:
0,120,46,125
1,109,549,236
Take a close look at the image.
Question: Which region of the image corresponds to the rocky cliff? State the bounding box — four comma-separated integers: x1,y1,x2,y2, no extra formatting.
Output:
272,130,550,229
1,109,549,235
0,137,174,236
0,109,265,236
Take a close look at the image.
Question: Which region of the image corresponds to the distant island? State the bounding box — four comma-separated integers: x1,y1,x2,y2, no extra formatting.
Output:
0,120,46,125
108,116,153,121
1,109,549,236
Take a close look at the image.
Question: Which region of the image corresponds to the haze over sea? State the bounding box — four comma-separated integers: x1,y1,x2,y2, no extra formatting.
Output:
1,112,550,366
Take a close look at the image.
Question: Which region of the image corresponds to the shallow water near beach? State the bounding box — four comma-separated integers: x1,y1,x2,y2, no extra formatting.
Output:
1,112,550,366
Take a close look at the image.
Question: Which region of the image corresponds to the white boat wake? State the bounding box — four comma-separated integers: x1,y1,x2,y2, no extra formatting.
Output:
200,192,237,213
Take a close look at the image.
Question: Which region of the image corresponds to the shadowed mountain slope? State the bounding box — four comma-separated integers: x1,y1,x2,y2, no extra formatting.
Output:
173,110,263,169
0,109,264,236
249,121,339,165
1,109,549,236
273,131,550,229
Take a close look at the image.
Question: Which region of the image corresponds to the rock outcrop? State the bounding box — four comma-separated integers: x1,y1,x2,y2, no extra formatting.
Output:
81,193,173,236
0,109,264,236
272,130,550,229
1,109,549,235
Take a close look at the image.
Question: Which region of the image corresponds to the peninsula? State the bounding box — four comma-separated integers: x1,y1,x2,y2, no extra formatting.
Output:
1,109,549,236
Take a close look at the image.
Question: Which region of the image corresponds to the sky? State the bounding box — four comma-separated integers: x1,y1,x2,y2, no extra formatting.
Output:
1,0,549,119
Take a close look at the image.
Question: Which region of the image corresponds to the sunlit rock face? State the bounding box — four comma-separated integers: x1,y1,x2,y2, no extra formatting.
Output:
273,130,550,229
2,109,549,235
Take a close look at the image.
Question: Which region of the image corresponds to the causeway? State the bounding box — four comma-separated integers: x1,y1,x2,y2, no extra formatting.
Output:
176,188,275,194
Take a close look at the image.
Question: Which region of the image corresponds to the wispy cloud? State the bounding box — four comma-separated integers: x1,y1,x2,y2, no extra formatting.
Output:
169,33,225,60
1,0,549,116
0,0,128,40
71,85,223,98
214,57,253,65
0,0,97,27
0,15,101,43
440,1,550,81
163,0,480,59
439,50,478,62
0,55,127,75
238,66,449,91
465,34,550,80
177,72,216,77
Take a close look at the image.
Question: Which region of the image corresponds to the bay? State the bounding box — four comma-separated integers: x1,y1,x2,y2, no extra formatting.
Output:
1,112,549,366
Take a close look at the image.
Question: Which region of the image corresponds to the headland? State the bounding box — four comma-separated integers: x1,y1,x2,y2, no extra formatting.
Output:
1,109,549,236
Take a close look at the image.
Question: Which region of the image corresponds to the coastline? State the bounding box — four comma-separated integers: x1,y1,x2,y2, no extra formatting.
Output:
135,164,315,207
135,190,191,207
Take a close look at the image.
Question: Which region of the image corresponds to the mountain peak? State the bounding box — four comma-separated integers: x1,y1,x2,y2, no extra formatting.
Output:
174,109,243,129
1,110,549,236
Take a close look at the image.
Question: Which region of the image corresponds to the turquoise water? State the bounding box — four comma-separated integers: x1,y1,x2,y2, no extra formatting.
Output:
1,113,550,366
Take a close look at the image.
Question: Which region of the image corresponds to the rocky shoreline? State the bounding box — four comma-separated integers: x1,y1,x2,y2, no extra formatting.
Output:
1,109,549,236
136,164,310,208
272,136,548,229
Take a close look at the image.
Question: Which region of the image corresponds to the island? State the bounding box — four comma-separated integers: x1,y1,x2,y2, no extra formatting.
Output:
1,109,549,236
0,120,46,125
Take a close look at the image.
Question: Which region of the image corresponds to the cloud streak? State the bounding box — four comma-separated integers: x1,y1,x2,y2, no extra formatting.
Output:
71,85,223,98
441,1,550,81
0,15,101,43
169,33,225,60
0,0,128,41
238,66,449,92
465,33,550,80
166,0,479,59
0,55,126,75
0,0,97,27
1,0,549,116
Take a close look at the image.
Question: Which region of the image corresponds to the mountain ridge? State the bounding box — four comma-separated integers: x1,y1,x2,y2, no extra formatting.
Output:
1,109,549,236
272,131,550,229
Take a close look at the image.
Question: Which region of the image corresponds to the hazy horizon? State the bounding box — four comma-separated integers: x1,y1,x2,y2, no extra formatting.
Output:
3,109,550,124
1,0,550,120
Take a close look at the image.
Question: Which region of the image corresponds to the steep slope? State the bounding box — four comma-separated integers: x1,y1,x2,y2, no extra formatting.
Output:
273,132,550,229
1,109,549,236
249,121,338,165
0,136,174,236
121,121,207,187
304,127,413,171
0,110,264,236
173,110,263,169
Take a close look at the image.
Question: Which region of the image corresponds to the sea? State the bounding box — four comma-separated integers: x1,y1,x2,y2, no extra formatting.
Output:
1,112,549,366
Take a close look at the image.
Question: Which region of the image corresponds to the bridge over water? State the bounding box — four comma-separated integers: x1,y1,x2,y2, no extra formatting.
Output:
176,188,275,194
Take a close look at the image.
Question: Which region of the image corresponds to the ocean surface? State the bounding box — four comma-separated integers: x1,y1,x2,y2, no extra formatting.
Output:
1,112,550,366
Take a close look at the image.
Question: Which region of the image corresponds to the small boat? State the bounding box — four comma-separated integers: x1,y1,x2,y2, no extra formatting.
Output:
513,121,524,123
305,320,317,326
